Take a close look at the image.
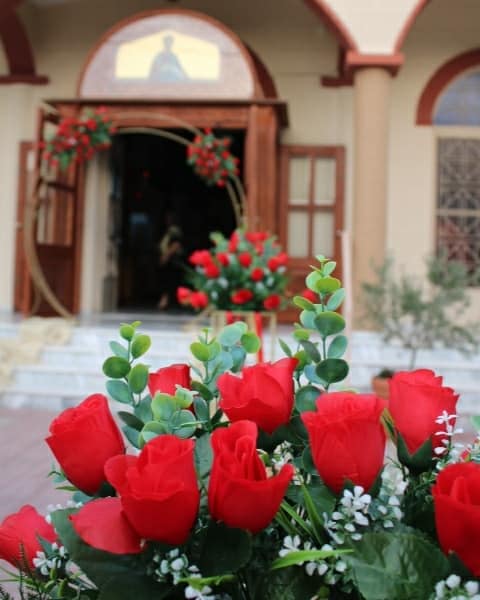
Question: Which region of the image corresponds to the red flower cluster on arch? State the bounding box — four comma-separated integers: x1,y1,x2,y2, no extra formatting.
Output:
186,128,240,187
40,107,115,170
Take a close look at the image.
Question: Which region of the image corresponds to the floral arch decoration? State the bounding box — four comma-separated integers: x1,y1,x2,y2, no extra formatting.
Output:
78,8,270,100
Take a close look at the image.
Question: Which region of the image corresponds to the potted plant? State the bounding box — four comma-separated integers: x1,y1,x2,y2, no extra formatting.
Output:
362,255,479,397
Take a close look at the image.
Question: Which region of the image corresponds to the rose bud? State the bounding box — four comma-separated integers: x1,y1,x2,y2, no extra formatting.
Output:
389,369,458,455
46,394,124,495
208,420,294,533
433,462,480,575
0,506,56,570
218,358,297,434
302,393,386,494
148,363,190,396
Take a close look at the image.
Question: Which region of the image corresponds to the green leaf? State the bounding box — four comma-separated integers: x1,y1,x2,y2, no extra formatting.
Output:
140,421,168,445
130,334,151,359
305,270,322,291
151,394,176,421
314,276,341,294
128,363,149,394
103,357,131,379
119,324,135,341
218,323,244,347
279,338,293,357
346,531,450,600
471,415,480,432
109,341,128,360
206,341,222,360
303,364,325,385
302,447,317,475
396,433,434,474
254,566,320,600
190,380,214,401
292,328,310,341
315,358,349,385
322,261,337,276
299,340,320,363
295,386,320,413
314,311,345,337
134,395,153,423
193,397,209,422
171,410,197,438
272,549,348,570
190,342,211,362
293,296,314,311
50,510,166,599
106,380,133,404
198,522,252,576
327,335,348,358
326,288,345,311
117,411,144,431
194,433,213,478
299,310,316,330
174,387,195,409
241,332,261,354
122,425,140,448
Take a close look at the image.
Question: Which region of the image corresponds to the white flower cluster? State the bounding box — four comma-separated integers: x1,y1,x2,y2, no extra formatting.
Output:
368,464,406,528
323,486,372,545
433,575,480,600
152,549,218,600
33,543,68,576
434,412,465,465
279,535,350,588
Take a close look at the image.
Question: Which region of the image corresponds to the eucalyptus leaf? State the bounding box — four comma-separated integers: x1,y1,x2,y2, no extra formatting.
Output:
299,310,316,330
106,380,133,404
314,276,341,295
194,433,213,478
117,411,144,431
128,363,149,394
193,397,209,422
299,340,320,363
279,338,293,357
119,324,135,341
326,288,346,311
218,323,244,347
295,386,320,413
322,261,337,276
190,380,214,401
293,296,314,311
109,341,128,360
130,334,151,359
327,335,348,359
315,358,349,385
103,357,131,379
151,394,176,421
314,311,345,338
134,395,153,423
190,342,211,362
122,425,140,448
241,332,261,354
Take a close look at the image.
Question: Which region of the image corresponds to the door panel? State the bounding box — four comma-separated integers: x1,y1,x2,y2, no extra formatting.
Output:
279,145,345,323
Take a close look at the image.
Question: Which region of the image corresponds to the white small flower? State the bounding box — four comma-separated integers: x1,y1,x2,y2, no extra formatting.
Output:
446,574,462,589
465,581,479,595
435,580,446,598
171,558,186,572
335,560,347,573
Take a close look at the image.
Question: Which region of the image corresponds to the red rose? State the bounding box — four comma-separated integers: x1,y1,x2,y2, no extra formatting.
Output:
302,393,386,494
148,363,190,396
204,263,220,278
301,289,317,303
208,420,294,533
0,506,57,569
177,286,192,305
231,289,254,305
432,462,480,575
228,232,239,252
189,250,213,267
238,252,252,268
245,231,269,244
218,358,297,434
250,267,264,282
263,294,281,310
72,435,199,553
46,394,124,495
389,369,458,455
217,252,230,266
268,252,288,271
190,291,209,309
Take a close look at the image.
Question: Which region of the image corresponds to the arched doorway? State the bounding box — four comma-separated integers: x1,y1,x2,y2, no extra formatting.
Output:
17,8,287,315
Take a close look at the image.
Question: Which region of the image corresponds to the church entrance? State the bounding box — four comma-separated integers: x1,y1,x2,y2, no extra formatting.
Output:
109,130,243,311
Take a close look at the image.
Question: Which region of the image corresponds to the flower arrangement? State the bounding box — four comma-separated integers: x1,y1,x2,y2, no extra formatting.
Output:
1,258,480,600
178,229,289,312
186,129,240,187
41,108,115,170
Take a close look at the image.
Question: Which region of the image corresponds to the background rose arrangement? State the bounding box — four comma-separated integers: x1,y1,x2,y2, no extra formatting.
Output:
178,229,289,313
40,107,114,170
2,258,480,600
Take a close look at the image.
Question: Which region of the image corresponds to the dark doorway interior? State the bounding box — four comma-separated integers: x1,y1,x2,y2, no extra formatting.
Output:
109,130,244,310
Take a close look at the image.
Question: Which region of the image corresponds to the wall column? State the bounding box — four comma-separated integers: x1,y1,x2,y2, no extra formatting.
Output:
352,67,392,325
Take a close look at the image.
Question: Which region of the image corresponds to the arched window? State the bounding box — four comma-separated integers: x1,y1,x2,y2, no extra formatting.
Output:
78,9,262,99
417,50,480,280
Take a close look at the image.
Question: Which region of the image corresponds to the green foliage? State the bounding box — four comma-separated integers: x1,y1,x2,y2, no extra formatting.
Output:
362,255,479,368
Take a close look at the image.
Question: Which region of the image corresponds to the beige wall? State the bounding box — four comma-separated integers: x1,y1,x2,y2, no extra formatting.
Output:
1,0,480,319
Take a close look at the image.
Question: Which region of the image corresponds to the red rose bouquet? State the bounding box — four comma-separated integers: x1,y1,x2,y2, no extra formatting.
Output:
41,107,114,170
178,229,289,312
186,129,239,187
2,258,480,600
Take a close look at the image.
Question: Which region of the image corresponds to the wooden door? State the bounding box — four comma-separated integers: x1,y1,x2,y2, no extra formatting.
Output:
18,108,85,316
279,145,345,322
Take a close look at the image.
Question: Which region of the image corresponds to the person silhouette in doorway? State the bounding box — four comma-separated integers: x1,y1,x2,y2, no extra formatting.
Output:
157,211,184,310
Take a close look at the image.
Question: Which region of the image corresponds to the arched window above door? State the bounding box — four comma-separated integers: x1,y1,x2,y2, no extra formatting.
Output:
78,9,263,100
434,70,480,126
